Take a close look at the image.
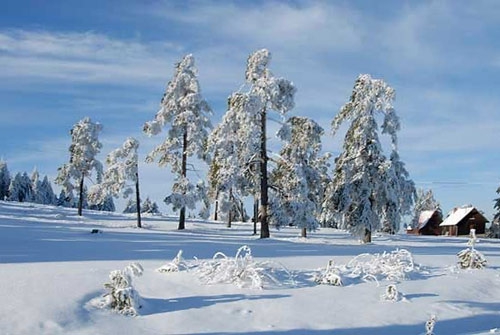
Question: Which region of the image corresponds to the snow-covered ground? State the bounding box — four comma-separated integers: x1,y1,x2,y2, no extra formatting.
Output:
1,201,500,335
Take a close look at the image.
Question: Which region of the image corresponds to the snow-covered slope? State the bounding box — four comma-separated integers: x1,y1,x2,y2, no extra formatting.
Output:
1,201,499,335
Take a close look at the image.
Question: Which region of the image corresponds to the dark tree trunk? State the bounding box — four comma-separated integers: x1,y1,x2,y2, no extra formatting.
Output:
259,108,270,238
253,196,258,235
227,188,233,228
78,175,84,216
135,170,142,228
179,128,188,230
214,189,219,221
363,228,372,243
301,227,307,238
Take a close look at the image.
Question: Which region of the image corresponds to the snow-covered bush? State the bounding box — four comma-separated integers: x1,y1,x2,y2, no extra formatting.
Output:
97,263,143,316
425,315,437,335
157,250,187,273
195,245,291,289
315,249,419,286
314,260,343,286
380,284,402,302
457,229,487,269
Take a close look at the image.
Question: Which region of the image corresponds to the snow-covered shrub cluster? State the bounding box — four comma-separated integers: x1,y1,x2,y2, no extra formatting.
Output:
457,229,487,269
313,260,343,286
315,249,419,286
96,263,144,316
157,250,187,273
425,315,437,335
195,245,289,289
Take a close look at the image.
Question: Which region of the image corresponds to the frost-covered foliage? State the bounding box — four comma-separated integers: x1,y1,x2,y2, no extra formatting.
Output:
88,194,115,212
55,117,103,216
33,175,57,205
380,284,403,302
426,315,437,335
492,186,500,237
0,160,11,200
123,198,137,214
412,188,441,228
8,172,32,202
313,260,343,286
271,116,330,236
157,250,187,273
164,177,209,219
97,263,143,316
315,249,418,286
143,54,211,229
196,245,290,289
208,93,260,226
322,74,414,241
457,229,487,269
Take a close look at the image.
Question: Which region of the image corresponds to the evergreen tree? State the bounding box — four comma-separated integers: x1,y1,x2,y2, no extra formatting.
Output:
208,93,260,228
141,197,160,214
0,160,11,200
8,172,32,202
89,138,142,227
143,54,212,230
271,116,330,237
322,74,413,242
55,117,103,216
411,188,441,229
244,49,296,238
57,189,76,208
89,194,115,212
123,198,137,214
35,175,57,205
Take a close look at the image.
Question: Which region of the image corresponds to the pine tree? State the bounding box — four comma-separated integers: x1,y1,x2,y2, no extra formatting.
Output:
35,175,57,205
55,117,103,216
89,138,142,227
322,74,413,242
8,172,32,202
411,189,441,229
57,189,76,208
141,197,160,214
244,49,296,238
123,198,137,214
0,160,11,200
143,54,212,230
271,116,330,237
208,93,260,228
89,194,115,212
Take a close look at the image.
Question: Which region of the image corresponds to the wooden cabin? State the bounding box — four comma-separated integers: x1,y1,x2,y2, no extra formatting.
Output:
439,206,488,236
407,210,443,235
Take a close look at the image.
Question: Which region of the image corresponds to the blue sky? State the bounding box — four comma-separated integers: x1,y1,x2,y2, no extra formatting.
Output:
1,0,499,219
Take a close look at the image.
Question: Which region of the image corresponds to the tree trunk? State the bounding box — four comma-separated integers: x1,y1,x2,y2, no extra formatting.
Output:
78,175,84,216
178,128,188,230
135,170,142,228
253,196,258,235
259,108,270,238
363,228,372,243
301,227,307,238
214,189,219,221
227,188,233,228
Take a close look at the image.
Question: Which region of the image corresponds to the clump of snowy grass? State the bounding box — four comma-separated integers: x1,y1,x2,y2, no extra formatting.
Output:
195,245,293,289
93,263,143,316
380,284,404,302
313,260,343,286
315,249,419,286
457,229,487,269
157,250,187,273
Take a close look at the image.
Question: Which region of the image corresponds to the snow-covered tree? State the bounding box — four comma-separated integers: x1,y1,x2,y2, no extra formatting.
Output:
243,49,296,238
90,138,142,227
322,74,413,242
411,188,441,229
33,175,57,205
57,189,76,208
208,93,260,227
0,160,11,200
8,172,32,202
88,195,115,212
141,197,160,214
123,198,137,214
143,54,212,230
271,116,330,237
55,117,103,216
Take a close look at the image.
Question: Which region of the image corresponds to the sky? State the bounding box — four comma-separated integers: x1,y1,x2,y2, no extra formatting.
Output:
1,0,499,219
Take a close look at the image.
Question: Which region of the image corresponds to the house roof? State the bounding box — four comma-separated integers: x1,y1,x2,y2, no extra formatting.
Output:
418,210,438,230
439,206,475,227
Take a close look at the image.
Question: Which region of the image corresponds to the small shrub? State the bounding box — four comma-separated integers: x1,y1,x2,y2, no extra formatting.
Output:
425,314,437,335
457,229,487,269
380,284,402,302
314,260,343,286
157,250,187,273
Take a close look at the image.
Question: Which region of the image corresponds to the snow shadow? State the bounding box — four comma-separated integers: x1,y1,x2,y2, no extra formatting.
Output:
140,293,290,316
195,313,500,335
